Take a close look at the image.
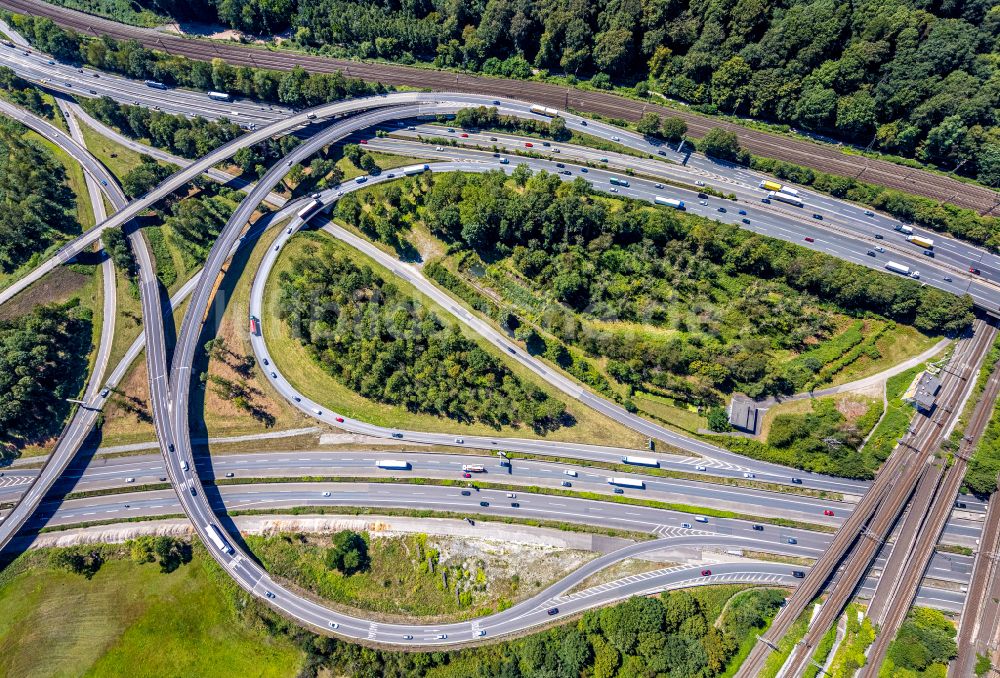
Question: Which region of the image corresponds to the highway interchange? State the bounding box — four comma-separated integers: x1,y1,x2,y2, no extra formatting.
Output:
0,22,998,668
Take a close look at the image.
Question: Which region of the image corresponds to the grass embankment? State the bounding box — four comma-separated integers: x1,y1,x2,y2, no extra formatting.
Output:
860,362,930,465
248,531,593,622
0,546,303,677
78,118,171,181
263,230,647,449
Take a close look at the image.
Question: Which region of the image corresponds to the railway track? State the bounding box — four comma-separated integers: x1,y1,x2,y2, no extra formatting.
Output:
862,323,999,676
2,0,998,214
777,320,995,678
736,321,995,677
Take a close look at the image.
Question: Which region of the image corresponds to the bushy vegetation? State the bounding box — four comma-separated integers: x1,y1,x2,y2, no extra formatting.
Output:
121,154,174,198
324,530,369,576
0,301,92,458
8,14,386,108
29,0,1000,186
0,118,78,273
0,66,53,118
965,384,1000,496
879,607,957,678
338,170,969,412
276,242,568,431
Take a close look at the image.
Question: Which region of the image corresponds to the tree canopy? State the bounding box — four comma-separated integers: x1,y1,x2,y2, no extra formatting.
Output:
277,241,568,431
0,118,77,273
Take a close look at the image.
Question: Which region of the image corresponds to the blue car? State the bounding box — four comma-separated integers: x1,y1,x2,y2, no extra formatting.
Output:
738,209,747,215
717,207,727,213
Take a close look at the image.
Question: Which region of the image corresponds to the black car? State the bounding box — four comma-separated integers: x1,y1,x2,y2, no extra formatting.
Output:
717,207,727,213
752,524,764,531
812,213,823,220
924,250,935,257
480,501,489,507
556,163,565,168
697,193,708,199
613,488,624,494
657,149,666,156
791,477,802,484
742,218,751,224
792,571,805,578
547,607,559,616
867,250,877,257
461,490,472,496
874,233,884,239
511,502,520,507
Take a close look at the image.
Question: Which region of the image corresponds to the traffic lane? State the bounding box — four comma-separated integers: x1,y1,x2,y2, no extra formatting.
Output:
0,45,287,123
367,136,994,304
10,480,971,587
11,450,851,523
4,451,987,542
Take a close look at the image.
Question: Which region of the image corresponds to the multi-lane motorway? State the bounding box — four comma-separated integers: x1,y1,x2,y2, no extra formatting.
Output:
0,30,996,654
3,0,998,214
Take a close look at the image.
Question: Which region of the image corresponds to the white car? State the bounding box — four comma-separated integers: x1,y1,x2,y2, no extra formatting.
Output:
329,622,339,629
699,200,708,206
435,146,443,151
506,493,516,498
313,408,322,415
695,180,705,186
322,491,331,497
455,438,464,444
695,465,707,471
611,135,620,141
743,472,755,479
476,630,486,636
436,634,447,640
654,183,664,189
610,187,619,192
125,477,135,483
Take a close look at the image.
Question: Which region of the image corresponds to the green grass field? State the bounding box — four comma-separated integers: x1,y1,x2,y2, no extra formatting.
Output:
78,119,171,182
0,552,303,677
263,230,648,448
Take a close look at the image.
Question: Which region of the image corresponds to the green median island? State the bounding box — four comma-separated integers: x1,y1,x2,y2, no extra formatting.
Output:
322,168,966,475
263,230,649,448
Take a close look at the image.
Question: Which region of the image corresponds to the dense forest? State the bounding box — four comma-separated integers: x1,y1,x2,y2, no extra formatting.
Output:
277,241,568,431
337,168,971,406
37,0,1000,186
0,301,92,457
0,117,78,273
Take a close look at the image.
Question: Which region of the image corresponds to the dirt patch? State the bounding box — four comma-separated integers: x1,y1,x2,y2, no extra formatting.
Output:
835,394,873,422
0,267,90,321
100,358,155,444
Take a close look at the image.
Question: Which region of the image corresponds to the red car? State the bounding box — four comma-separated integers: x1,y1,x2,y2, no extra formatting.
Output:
970,266,981,275
335,416,345,423
359,139,368,144
524,142,533,148
823,509,835,516
460,133,469,138
701,569,711,576
804,237,814,243
463,472,472,478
